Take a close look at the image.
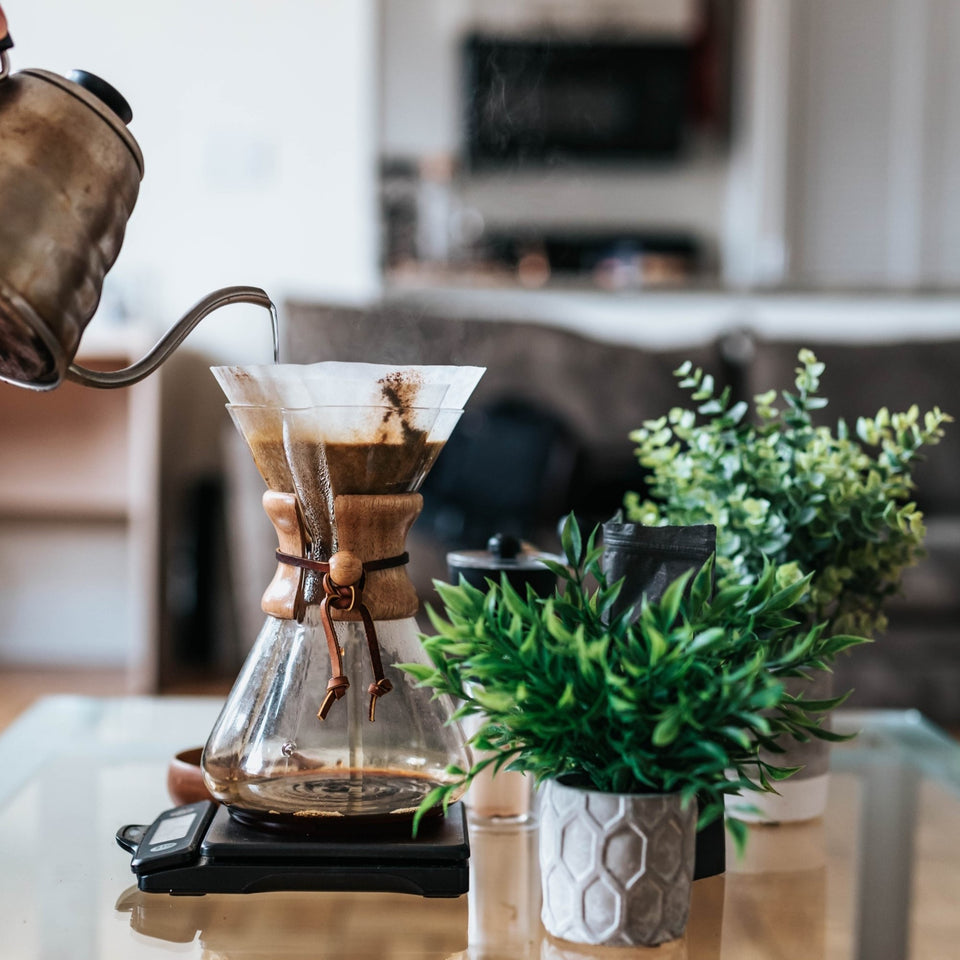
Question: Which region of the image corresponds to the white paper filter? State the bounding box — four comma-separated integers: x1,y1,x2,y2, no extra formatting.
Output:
211,362,485,412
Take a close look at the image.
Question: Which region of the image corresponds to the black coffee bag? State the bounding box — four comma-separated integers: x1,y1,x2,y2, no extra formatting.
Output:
601,512,716,624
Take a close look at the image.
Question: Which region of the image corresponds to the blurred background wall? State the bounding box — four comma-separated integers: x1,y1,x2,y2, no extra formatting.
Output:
0,0,958,719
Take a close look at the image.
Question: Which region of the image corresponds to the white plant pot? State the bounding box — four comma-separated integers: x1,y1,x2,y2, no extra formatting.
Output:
467,755,533,820
461,710,534,821
539,777,696,947
726,671,834,825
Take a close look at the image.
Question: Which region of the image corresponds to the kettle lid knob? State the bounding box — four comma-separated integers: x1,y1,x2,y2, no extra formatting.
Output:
67,69,133,125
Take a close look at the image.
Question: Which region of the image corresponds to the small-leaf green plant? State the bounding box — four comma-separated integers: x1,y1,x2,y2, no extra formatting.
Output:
400,516,865,849
625,350,951,639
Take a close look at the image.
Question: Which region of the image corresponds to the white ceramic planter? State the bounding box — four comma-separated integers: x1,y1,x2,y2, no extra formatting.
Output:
462,710,534,821
467,755,533,820
726,671,834,824
539,777,697,947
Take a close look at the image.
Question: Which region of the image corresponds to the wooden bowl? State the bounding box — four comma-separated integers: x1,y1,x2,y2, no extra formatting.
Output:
167,747,216,806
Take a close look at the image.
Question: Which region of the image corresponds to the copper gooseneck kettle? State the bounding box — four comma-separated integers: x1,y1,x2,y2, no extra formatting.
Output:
0,4,276,391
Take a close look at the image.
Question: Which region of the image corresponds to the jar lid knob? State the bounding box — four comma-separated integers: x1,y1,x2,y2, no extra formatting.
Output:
487,532,521,561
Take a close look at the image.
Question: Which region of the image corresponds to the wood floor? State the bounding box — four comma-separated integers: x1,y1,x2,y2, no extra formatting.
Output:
0,666,234,734
0,666,130,733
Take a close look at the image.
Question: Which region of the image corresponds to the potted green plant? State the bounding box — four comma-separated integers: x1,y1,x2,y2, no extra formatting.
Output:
401,518,857,947
625,349,951,820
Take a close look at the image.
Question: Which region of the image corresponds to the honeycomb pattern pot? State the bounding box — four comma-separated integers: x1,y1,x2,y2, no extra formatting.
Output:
539,777,696,946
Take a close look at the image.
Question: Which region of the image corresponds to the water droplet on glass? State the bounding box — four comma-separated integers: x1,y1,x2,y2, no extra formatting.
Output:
281,741,296,757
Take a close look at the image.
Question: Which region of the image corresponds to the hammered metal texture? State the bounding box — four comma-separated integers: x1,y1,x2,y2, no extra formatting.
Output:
539,779,696,946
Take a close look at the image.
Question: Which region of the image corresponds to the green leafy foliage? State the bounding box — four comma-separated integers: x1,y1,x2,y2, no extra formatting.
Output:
400,517,857,838
625,350,951,639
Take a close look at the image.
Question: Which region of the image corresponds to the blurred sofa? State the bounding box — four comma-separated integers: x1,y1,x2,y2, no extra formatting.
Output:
283,300,960,725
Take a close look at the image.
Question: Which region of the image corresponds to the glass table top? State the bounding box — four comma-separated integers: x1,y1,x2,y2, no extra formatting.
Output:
0,697,957,959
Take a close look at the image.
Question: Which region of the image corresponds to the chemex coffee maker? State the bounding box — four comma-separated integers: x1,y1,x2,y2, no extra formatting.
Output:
119,362,484,896
0,7,484,896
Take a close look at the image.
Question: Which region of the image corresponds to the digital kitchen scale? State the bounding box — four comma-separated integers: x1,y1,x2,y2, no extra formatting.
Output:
116,800,470,897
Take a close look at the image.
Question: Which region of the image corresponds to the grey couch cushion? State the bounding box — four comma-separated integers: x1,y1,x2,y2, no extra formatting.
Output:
285,300,723,514
287,302,718,449
284,299,725,597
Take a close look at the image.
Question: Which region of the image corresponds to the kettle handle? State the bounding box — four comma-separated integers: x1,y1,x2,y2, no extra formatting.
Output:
0,3,11,81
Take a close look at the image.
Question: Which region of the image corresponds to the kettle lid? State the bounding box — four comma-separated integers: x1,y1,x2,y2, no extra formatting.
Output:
67,69,133,125
0,6,139,168
20,68,144,175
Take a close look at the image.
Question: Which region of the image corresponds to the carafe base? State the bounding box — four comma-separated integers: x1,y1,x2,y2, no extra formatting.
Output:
220,768,451,837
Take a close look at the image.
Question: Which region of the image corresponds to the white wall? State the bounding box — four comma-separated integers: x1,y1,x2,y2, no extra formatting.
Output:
788,0,896,287
722,0,792,288
3,0,380,362
788,0,960,289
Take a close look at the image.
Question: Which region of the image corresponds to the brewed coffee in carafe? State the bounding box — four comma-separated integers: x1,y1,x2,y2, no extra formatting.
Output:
202,362,484,830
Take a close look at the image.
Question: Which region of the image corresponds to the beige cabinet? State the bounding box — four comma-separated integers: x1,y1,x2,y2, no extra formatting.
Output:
0,328,160,691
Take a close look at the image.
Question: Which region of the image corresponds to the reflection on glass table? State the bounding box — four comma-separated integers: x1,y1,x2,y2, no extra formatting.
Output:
0,698,957,959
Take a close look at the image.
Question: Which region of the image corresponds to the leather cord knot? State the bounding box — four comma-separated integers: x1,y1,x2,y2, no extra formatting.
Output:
322,572,360,613
367,677,394,722
319,674,350,720
275,548,408,722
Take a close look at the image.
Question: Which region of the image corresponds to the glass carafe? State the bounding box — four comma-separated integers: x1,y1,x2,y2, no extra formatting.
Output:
201,362,484,831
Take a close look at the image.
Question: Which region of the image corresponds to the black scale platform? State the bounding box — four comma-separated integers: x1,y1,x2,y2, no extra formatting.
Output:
117,800,469,897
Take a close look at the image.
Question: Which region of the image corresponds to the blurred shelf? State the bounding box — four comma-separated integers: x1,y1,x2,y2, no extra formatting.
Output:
0,331,161,690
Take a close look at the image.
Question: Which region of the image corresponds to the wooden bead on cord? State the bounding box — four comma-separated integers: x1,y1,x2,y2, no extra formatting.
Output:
328,550,363,586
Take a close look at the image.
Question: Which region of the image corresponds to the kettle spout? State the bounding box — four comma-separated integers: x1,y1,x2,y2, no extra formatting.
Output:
62,287,278,389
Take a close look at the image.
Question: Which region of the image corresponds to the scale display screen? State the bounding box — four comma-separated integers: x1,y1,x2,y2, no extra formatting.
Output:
151,811,197,845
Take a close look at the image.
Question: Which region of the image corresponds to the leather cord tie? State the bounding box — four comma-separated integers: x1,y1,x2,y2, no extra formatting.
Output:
275,549,408,722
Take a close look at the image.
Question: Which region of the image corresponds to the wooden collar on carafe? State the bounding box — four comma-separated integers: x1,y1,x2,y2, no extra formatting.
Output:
261,491,423,723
